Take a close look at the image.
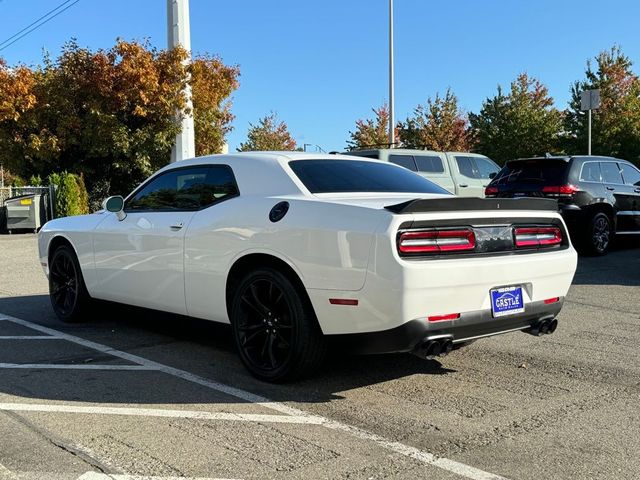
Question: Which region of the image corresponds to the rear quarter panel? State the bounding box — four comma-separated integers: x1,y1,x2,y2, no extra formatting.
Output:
184,195,387,322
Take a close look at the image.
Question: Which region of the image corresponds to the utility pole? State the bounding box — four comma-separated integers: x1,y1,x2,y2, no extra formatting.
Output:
167,0,195,162
388,0,395,148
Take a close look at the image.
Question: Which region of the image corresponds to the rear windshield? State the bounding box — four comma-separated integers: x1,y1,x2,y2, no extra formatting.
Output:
492,159,569,185
289,159,450,194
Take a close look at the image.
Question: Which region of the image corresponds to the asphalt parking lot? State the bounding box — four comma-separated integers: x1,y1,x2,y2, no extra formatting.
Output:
0,234,638,480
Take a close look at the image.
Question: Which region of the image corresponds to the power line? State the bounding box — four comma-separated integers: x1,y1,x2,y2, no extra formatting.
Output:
0,0,80,52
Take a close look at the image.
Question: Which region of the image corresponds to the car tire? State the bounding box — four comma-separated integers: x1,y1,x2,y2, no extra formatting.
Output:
48,245,91,322
585,212,612,255
230,267,327,382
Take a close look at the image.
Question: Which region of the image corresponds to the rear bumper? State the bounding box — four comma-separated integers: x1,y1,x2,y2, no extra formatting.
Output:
330,299,563,354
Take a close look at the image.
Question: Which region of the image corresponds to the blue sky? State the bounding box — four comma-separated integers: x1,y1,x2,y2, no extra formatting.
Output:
1,0,639,152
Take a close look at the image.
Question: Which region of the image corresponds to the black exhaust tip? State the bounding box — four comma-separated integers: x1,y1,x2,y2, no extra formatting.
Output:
425,340,442,358
540,320,550,335
547,318,558,334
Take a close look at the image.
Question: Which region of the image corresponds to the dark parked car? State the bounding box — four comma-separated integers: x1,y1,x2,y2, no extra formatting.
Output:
485,156,640,255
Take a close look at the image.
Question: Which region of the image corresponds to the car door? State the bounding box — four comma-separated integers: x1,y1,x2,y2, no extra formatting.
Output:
619,162,640,231
92,165,211,313
413,153,455,193
450,155,485,197
600,161,635,232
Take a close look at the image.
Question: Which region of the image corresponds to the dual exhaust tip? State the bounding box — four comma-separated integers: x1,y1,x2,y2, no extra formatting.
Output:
527,318,558,336
414,338,454,360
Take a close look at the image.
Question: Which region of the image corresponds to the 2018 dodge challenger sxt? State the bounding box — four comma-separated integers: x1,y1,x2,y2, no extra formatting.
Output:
38,152,578,381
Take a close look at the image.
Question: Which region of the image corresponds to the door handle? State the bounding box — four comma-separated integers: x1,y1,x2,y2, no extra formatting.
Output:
634,188,640,193
606,186,615,191
459,184,468,188
170,222,184,230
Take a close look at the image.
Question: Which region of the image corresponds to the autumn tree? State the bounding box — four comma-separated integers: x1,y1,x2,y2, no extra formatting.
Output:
191,55,240,156
563,46,640,164
398,89,471,151
237,113,296,151
469,73,562,164
0,39,239,208
346,104,392,150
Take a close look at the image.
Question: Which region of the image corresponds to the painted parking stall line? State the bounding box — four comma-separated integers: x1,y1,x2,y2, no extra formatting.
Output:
0,403,323,424
0,363,156,371
0,313,509,480
77,472,241,480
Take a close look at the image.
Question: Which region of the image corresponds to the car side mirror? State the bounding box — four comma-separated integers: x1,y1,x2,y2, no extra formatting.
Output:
103,196,126,221
489,172,497,179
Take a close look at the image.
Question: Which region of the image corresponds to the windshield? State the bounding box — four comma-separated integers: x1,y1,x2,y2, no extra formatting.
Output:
492,159,569,185
289,159,451,195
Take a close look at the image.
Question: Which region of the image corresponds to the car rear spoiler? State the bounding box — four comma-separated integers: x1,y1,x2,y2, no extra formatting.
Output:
385,197,558,214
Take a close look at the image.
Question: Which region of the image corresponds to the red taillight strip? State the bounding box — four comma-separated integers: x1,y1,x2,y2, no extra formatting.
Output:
514,227,562,248
484,186,498,196
329,298,359,306
428,313,460,322
542,185,578,196
544,297,560,304
399,229,476,254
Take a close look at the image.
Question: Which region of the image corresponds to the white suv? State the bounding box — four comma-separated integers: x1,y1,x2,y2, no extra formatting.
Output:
347,149,500,197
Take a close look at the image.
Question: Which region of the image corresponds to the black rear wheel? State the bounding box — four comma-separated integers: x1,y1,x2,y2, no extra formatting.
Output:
49,245,90,322
586,212,612,255
230,268,326,382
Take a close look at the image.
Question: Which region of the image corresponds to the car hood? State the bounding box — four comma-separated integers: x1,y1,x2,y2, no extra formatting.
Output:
312,192,453,210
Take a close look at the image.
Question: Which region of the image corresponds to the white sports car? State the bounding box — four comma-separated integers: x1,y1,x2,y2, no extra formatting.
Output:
38,152,578,381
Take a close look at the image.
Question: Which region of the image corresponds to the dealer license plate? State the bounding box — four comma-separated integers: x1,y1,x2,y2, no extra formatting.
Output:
490,286,525,317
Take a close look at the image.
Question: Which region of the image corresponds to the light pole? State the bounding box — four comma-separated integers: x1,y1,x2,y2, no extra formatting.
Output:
388,0,395,148
167,0,195,162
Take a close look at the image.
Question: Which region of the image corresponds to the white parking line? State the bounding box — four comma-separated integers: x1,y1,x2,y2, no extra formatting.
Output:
77,472,239,480
0,336,61,340
0,314,508,480
0,363,155,370
0,403,322,424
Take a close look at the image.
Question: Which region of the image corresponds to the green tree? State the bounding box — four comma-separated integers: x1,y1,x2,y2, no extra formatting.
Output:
563,46,640,164
48,172,88,217
398,89,471,151
469,73,563,164
346,104,392,150
237,113,296,151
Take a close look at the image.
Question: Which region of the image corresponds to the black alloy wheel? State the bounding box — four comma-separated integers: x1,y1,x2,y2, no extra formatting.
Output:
231,268,326,382
588,213,612,255
49,245,89,322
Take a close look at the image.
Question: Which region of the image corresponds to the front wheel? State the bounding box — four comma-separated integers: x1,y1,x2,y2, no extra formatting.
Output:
230,268,327,382
48,245,90,322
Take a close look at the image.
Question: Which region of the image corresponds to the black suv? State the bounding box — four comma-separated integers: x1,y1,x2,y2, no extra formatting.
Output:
485,156,640,255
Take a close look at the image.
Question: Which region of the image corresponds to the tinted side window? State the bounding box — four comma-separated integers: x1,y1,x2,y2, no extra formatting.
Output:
579,162,602,182
600,162,623,184
389,155,417,171
475,157,499,179
455,156,477,178
414,155,445,173
620,163,640,186
126,166,238,211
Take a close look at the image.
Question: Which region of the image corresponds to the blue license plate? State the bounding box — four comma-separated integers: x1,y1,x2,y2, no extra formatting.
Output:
490,286,525,317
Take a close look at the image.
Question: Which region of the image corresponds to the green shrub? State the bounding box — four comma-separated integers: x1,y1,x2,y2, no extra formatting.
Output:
48,172,89,218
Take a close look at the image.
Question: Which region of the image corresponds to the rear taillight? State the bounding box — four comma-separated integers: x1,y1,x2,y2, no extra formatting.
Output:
542,184,578,196
484,186,499,197
514,227,562,248
398,229,476,254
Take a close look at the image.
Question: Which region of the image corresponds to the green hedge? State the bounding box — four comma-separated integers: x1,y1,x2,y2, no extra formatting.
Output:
48,172,90,218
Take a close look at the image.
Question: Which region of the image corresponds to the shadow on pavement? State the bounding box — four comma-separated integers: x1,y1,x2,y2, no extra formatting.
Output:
0,294,454,407
572,239,640,286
